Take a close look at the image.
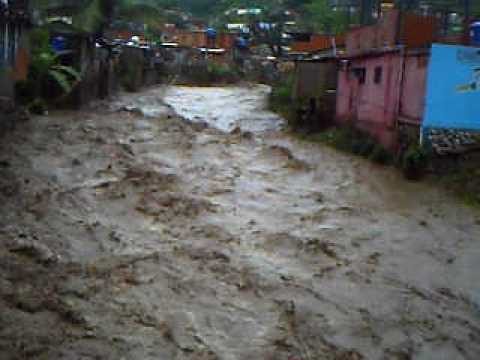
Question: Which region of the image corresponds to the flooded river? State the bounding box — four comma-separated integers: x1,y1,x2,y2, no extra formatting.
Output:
163,84,284,132
1,85,479,360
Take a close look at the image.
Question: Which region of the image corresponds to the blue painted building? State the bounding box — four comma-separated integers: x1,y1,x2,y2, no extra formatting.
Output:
423,44,480,131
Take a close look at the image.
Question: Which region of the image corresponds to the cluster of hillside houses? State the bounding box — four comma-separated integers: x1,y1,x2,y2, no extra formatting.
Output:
1,1,480,156
292,10,480,155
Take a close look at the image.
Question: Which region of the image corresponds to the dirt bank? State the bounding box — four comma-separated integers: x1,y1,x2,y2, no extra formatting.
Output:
0,85,479,360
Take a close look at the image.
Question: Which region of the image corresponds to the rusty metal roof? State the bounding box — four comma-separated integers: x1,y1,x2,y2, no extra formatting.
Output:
291,34,346,53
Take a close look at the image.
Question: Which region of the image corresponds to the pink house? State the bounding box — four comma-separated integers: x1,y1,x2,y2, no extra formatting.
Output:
335,10,436,152
336,49,429,151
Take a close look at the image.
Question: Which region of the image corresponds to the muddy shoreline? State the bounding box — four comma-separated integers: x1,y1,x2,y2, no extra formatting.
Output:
1,85,479,360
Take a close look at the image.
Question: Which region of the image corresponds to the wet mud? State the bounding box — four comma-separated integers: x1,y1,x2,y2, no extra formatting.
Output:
0,85,480,360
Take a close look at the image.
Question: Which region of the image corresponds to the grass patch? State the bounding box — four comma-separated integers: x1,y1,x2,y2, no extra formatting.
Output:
268,75,295,121
436,158,480,207
402,144,430,180
303,127,393,166
206,62,240,84
181,62,240,85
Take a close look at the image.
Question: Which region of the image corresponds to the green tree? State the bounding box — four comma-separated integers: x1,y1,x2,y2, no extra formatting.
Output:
115,0,170,36
305,0,352,34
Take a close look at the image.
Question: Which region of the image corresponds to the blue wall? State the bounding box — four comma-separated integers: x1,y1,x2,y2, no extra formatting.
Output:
423,44,480,130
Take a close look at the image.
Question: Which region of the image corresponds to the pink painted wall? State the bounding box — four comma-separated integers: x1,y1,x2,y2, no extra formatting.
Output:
336,52,403,150
398,54,429,124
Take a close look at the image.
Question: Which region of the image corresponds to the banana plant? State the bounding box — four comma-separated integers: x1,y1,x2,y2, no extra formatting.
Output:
49,64,82,95
28,29,82,100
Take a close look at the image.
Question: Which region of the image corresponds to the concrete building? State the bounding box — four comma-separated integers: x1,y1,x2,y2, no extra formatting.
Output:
336,48,429,150
335,9,437,151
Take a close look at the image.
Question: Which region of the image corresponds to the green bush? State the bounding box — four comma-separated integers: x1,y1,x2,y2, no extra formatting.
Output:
352,136,375,156
269,76,294,120
402,144,430,180
15,80,35,105
305,126,394,166
27,98,48,115
121,65,141,92
182,62,239,85
441,164,480,206
206,62,238,83
370,144,393,165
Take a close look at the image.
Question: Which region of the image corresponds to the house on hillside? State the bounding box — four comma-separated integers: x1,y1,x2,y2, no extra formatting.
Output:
176,30,207,48
216,32,237,51
174,29,238,66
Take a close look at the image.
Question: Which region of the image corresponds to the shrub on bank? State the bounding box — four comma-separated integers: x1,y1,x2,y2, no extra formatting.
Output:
370,144,393,165
16,28,81,109
180,62,240,85
442,165,480,206
430,152,480,207
208,62,241,84
402,144,429,180
207,62,232,81
307,127,393,165
27,98,48,115
268,75,294,121
303,125,480,207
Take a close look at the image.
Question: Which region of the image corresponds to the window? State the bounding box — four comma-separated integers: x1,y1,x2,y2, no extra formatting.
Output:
353,67,366,84
374,66,383,84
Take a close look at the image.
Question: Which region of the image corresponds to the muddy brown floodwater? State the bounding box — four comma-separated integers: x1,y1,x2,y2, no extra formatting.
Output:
0,85,479,360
